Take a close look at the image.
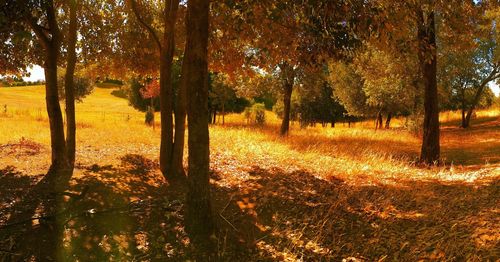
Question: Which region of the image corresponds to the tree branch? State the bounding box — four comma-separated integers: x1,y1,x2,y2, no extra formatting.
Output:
129,0,162,50
27,18,50,49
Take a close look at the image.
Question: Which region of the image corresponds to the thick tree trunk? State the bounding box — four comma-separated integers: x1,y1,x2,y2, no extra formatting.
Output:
64,0,78,167
418,10,440,164
184,0,215,254
385,112,392,129
170,42,188,179
158,0,180,180
280,65,294,136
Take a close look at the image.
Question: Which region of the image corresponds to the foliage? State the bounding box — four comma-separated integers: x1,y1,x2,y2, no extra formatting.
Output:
127,78,160,112
209,73,250,114
244,103,266,125
57,70,93,103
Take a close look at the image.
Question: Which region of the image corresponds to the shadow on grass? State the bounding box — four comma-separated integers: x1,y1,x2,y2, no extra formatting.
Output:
1,159,498,261
441,116,500,165
211,166,499,260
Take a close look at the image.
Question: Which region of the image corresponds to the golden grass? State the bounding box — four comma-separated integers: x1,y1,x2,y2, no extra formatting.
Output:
0,85,499,183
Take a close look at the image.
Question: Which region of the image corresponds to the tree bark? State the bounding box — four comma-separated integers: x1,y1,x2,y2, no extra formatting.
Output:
222,102,225,125
64,0,78,167
375,110,383,130
417,10,440,164
385,112,392,129
460,87,466,128
159,0,179,180
184,0,215,254
280,63,294,136
464,82,488,128
170,41,188,179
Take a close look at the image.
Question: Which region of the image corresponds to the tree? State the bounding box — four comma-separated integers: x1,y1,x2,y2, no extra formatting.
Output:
0,0,70,172
140,78,160,128
128,0,184,180
366,0,477,164
209,73,250,124
183,0,215,254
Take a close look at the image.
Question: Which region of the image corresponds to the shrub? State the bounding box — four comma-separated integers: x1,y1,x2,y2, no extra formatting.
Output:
58,75,93,102
244,103,266,125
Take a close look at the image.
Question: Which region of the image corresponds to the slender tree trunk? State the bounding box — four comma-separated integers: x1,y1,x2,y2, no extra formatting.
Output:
213,110,216,124
158,0,180,180
170,42,188,179
461,88,466,128
280,64,294,136
385,112,392,129
184,0,215,254
151,98,155,130
222,102,225,125
45,45,68,172
464,82,488,128
375,111,383,130
64,0,78,167
418,10,440,164
29,1,69,173
159,50,174,178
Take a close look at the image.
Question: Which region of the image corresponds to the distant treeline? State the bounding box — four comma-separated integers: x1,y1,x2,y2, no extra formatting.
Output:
0,76,44,87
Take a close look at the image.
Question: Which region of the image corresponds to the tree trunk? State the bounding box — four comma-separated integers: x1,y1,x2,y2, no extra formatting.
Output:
385,112,392,129
280,64,294,136
222,102,225,125
460,88,466,128
418,10,440,164
464,82,487,128
170,38,188,179
375,111,383,130
64,0,78,167
159,0,180,180
213,110,216,124
45,46,68,172
151,98,155,130
29,1,69,173
184,0,215,254
331,121,335,128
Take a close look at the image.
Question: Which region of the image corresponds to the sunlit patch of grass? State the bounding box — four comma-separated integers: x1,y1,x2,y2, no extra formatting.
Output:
1,85,499,183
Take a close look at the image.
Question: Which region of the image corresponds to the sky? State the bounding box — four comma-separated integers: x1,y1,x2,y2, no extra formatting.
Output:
22,65,500,96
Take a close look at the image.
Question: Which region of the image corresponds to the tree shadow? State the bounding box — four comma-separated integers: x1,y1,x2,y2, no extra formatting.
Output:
1,159,498,260
0,165,73,261
0,154,191,261
441,116,500,165
211,165,499,260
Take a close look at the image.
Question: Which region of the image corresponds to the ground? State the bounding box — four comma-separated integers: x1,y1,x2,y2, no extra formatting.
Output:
0,85,499,261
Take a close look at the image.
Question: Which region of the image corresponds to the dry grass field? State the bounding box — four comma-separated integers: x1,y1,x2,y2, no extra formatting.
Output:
0,85,499,260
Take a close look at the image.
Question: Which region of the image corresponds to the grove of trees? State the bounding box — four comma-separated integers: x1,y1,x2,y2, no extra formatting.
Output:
1,0,500,257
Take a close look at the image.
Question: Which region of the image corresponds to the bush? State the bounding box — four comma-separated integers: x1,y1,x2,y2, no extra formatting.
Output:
128,78,160,112
244,103,266,125
58,75,93,102
111,89,127,99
